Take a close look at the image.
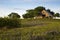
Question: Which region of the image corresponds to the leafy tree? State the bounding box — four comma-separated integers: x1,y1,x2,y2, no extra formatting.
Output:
35,6,45,12
22,13,29,18
54,13,60,17
47,9,54,16
50,11,54,16
23,9,35,18
22,13,34,18
26,9,39,16
34,6,45,16
22,6,45,18
8,12,20,18
47,9,51,12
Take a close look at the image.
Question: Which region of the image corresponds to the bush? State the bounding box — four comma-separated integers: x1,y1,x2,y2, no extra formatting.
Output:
7,18,21,28
0,18,6,28
0,18,21,28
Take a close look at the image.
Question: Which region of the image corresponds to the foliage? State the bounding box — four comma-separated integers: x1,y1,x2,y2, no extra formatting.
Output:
50,11,54,16
22,6,56,19
0,18,21,28
22,13,34,18
47,9,54,16
0,18,7,28
7,18,21,28
54,13,60,17
8,12,20,18
22,6,45,18
34,6,45,12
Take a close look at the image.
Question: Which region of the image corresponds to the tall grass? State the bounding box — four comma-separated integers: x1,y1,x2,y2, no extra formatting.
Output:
0,18,60,40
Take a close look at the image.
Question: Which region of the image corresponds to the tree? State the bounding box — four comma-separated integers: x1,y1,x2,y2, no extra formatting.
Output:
34,6,45,16
26,9,39,16
8,12,20,18
54,13,60,17
35,6,45,12
50,11,54,16
23,9,35,18
47,9,50,12
22,6,46,18
22,13,29,18
47,9,54,16
22,13,34,18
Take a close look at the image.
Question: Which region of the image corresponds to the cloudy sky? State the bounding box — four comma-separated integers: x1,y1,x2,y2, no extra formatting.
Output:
0,0,60,18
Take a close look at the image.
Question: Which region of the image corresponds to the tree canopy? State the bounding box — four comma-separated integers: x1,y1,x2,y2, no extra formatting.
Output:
47,9,54,16
8,12,20,18
34,6,45,12
22,6,45,18
54,13,60,17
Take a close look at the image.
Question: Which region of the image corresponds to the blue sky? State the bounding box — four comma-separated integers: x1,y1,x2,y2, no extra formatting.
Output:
0,0,60,18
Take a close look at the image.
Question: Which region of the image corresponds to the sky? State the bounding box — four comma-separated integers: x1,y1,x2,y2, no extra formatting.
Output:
0,0,60,18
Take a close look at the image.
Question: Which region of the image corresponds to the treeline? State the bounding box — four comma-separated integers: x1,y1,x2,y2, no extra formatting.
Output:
22,6,60,18
4,6,60,19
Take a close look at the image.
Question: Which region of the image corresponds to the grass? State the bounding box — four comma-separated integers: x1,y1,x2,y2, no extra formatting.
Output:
0,18,60,40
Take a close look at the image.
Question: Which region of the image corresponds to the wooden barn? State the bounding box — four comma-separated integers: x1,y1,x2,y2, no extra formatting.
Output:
34,10,53,19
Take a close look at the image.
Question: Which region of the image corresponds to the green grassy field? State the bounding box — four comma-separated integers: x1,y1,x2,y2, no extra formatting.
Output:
0,18,60,40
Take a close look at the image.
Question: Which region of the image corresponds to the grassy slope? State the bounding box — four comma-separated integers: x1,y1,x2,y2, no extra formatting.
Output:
0,18,60,40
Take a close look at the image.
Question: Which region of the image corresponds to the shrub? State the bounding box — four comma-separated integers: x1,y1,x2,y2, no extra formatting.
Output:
0,18,21,28
0,18,6,28
7,18,21,28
